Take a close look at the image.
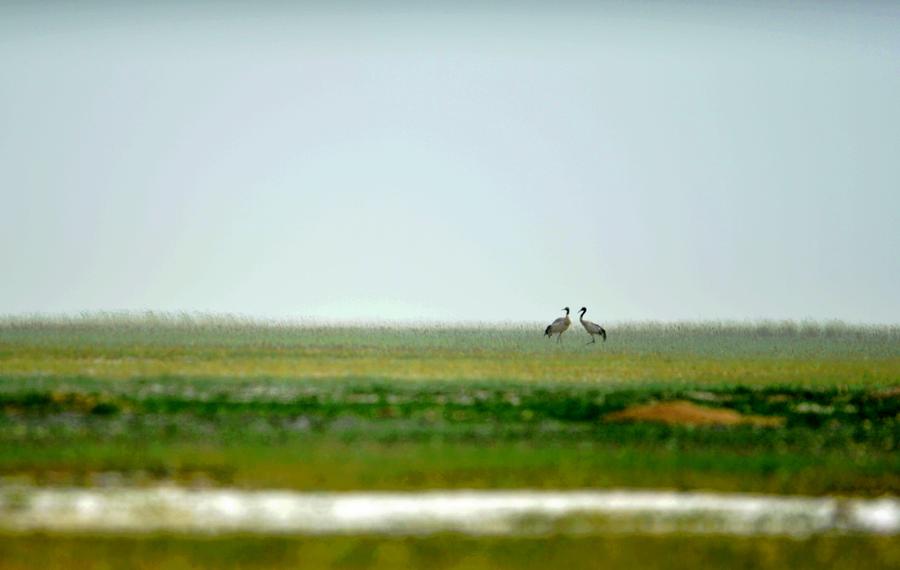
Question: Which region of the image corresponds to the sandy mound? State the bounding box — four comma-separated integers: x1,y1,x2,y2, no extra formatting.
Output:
605,400,784,428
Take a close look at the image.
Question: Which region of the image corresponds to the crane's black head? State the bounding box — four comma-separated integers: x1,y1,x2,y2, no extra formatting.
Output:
579,307,587,314
562,307,570,315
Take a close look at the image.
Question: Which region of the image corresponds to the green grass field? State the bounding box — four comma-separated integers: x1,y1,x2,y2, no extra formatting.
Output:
0,316,898,568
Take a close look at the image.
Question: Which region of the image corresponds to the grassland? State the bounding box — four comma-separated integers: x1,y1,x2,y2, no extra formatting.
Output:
1,316,897,494
1,316,896,385
0,316,898,568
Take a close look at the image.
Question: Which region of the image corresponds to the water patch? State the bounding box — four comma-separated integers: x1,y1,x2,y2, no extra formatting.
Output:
0,487,896,537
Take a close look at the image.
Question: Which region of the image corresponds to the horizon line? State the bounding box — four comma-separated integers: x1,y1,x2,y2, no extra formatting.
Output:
1,311,897,330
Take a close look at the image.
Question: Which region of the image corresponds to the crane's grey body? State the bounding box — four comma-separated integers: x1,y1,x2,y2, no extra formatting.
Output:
578,307,607,344
544,307,571,343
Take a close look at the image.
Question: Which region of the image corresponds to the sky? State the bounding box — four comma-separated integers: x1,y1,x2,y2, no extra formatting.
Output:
1,1,898,323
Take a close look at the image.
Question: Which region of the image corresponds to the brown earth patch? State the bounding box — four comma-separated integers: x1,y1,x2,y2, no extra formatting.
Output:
604,400,784,428
874,386,900,399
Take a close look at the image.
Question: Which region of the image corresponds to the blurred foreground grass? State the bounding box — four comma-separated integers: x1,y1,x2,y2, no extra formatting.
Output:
1,533,898,570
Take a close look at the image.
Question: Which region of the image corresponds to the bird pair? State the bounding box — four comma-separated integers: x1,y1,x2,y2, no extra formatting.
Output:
544,307,607,344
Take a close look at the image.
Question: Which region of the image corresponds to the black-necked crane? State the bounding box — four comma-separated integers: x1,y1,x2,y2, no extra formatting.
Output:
544,307,571,343
578,307,607,344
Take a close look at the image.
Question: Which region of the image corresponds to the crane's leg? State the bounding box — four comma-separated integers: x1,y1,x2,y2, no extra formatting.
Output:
557,333,562,343
586,335,595,345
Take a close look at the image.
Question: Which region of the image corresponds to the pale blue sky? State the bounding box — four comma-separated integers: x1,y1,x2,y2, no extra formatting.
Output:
1,2,898,323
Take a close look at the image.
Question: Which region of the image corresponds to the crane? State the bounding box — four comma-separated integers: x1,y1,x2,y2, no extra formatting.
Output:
578,307,607,344
544,307,571,343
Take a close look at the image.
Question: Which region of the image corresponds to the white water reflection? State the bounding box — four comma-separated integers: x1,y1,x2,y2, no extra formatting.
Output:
1,488,897,537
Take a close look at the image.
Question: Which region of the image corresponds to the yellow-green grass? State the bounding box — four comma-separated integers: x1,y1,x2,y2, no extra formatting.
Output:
4,352,895,385
1,534,897,570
